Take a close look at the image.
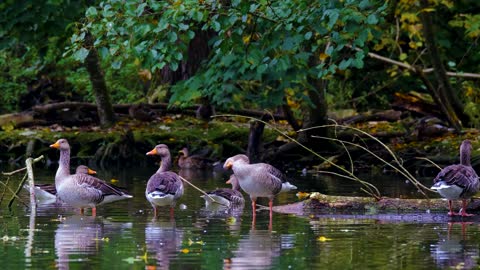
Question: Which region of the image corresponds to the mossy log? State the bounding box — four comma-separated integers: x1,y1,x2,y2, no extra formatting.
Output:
273,192,480,218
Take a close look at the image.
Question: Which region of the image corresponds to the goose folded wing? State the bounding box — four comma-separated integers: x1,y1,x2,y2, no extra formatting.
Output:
35,184,57,195
147,172,182,195
76,174,129,197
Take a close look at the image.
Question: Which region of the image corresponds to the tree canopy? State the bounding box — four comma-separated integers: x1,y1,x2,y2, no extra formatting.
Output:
1,0,480,129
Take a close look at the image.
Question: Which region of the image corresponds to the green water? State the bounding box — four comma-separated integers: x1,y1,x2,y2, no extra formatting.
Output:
0,167,478,269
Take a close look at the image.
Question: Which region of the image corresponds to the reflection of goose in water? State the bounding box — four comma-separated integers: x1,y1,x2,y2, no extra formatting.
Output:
430,222,479,270
54,215,104,270
224,228,282,270
145,219,184,269
54,215,131,270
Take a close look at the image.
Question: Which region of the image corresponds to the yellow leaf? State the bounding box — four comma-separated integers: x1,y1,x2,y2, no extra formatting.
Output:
296,192,310,200
319,53,329,61
242,35,251,45
181,248,190,254
226,216,237,224
1,123,14,132
110,179,119,184
317,236,332,242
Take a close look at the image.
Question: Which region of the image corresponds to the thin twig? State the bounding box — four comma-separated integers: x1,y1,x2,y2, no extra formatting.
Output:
178,175,229,207
2,167,27,176
213,114,382,199
0,177,9,204
7,155,44,210
1,179,29,209
415,157,442,170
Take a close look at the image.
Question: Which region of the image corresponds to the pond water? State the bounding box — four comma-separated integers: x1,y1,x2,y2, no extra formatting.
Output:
0,165,478,269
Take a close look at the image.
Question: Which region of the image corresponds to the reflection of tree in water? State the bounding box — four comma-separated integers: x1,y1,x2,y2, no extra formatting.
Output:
430,222,479,270
145,219,184,270
55,215,104,270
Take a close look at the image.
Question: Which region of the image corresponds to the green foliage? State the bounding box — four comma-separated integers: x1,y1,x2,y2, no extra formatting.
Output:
0,49,36,112
67,0,387,110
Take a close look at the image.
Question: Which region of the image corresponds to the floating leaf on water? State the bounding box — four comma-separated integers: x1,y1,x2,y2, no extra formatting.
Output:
188,238,204,246
317,236,332,242
226,216,237,224
122,257,141,264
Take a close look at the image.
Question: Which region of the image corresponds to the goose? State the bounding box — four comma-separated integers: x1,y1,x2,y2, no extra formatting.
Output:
177,147,213,169
223,154,296,219
50,139,133,216
431,140,480,216
30,165,97,202
201,174,244,208
146,144,184,217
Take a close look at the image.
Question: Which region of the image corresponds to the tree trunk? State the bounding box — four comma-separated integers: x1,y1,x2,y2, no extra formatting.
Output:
84,32,116,128
298,56,331,151
419,0,466,131
247,114,270,162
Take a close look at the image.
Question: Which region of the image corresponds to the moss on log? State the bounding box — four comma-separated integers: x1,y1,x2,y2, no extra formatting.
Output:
273,192,479,216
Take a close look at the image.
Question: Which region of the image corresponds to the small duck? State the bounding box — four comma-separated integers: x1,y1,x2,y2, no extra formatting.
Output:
431,140,480,216
223,154,297,219
146,144,184,217
50,139,133,216
30,165,97,202
201,175,244,208
177,147,212,169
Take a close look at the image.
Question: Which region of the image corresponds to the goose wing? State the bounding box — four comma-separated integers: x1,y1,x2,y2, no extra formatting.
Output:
35,184,57,196
146,171,184,198
208,188,244,204
74,174,132,203
258,163,284,194
434,164,479,196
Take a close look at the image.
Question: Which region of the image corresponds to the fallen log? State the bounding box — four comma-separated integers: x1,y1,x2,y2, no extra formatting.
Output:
273,192,479,218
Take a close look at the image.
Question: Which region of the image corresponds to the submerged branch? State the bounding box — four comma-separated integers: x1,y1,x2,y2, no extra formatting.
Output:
6,155,44,211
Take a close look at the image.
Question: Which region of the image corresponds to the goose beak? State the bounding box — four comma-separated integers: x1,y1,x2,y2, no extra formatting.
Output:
87,168,97,175
224,161,233,170
50,141,60,149
146,148,158,155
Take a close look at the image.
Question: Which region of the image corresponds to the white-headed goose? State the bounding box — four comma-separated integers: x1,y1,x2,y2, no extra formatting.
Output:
431,140,480,216
50,139,133,216
146,144,184,218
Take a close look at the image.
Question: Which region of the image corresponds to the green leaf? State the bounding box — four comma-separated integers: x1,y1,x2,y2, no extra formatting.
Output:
212,21,221,31
367,14,378,25
399,53,407,61
136,3,147,17
86,7,97,18
170,61,179,71
338,58,352,70
168,32,178,43
179,23,189,31
111,60,122,69
73,48,89,62
174,52,183,61
304,31,312,40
